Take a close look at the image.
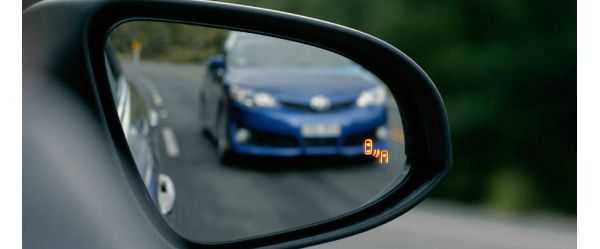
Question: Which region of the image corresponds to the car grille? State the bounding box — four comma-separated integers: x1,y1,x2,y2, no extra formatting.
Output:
280,101,355,113
247,129,298,147
305,138,338,147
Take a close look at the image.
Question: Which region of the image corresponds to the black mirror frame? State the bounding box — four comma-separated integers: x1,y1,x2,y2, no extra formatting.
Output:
82,0,452,248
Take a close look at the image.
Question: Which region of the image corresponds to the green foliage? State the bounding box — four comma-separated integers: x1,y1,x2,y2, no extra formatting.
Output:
109,21,227,64
224,0,576,215
485,166,539,213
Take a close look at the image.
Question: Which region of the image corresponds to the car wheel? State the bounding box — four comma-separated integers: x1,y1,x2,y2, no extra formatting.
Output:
216,109,237,164
199,95,210,137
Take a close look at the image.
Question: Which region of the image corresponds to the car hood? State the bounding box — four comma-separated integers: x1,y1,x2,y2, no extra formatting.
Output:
225,67,380,104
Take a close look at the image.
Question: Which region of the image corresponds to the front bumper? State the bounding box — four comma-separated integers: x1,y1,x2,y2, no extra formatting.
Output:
227,102,388,157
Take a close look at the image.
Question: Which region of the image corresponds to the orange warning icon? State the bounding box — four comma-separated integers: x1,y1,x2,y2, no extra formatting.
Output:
363,138,389,165
364,139,373,155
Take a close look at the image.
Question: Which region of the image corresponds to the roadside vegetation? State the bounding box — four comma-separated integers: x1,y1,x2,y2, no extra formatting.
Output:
110,21,227,64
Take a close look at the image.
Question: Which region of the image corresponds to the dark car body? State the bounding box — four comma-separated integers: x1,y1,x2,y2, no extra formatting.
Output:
105,49,160,203
199,32,390,160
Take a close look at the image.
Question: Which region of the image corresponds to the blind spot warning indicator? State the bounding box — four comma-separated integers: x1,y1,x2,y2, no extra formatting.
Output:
364,139,373,155
380,150,389,164
363,138,389,165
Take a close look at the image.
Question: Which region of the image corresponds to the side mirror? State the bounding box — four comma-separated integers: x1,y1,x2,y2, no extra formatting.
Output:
207,54,225,81
24,1,452,248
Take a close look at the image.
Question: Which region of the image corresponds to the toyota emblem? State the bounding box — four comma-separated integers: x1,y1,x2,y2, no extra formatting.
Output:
310,95,331,111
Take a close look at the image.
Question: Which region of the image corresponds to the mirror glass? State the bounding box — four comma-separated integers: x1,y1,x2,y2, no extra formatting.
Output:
106,21,407,242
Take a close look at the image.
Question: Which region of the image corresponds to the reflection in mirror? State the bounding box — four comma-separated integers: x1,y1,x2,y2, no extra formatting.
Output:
106,21,407,242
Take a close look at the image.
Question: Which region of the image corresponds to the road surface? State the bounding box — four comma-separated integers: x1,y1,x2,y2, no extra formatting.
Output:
313,200,576,249
121,61,576,248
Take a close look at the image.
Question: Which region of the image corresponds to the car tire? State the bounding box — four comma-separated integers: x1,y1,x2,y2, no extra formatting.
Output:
199,95,211,137
216,108,237,164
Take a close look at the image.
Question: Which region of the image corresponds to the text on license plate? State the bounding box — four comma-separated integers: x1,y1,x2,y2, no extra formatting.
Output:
301,123,341,138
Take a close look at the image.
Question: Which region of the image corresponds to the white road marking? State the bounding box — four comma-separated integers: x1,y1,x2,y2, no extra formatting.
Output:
161,127,180,158
138,75,164,107
148,109,159,127
149,85,163,107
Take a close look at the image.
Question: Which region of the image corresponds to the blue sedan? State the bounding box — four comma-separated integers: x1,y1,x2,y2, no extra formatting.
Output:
199,32,389,162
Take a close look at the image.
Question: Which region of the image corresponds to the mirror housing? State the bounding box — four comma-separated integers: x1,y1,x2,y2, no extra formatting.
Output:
207,54,225,81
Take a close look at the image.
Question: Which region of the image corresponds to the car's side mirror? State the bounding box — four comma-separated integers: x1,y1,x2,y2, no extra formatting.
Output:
207,54,225,81
23,0,452,248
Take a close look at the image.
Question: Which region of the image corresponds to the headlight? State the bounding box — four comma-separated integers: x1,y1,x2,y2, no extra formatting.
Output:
253,92,278,108
229,85,279,108
356,86,386,107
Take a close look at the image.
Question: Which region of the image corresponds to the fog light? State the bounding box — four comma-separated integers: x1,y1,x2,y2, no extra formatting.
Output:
376,126,388,140
235,128,251,143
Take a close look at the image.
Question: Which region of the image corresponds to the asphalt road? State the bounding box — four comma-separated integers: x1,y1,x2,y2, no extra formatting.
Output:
123,61,408,242
122,61,576,248
313,200,576,249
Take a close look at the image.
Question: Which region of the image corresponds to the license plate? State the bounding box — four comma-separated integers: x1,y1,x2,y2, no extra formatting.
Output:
301,123,341,138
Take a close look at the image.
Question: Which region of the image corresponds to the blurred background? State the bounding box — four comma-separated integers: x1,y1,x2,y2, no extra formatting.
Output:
109,0,576,217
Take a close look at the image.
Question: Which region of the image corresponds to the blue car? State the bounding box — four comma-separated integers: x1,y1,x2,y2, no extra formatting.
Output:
199,32,389,162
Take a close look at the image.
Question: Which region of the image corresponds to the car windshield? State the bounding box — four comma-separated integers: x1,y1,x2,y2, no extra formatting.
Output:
229,35,355,68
